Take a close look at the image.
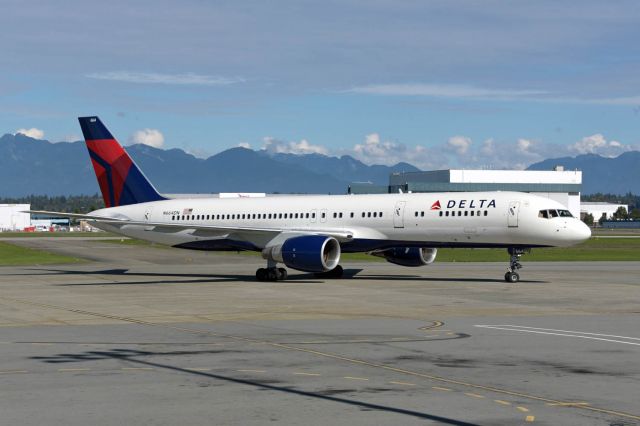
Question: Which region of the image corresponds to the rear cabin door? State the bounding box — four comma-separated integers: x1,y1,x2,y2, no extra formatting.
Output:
393,201,406,228
508,201,520,227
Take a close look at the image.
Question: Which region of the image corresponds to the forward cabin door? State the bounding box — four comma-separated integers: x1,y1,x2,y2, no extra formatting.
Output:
508,201,520,227
393,201,406,228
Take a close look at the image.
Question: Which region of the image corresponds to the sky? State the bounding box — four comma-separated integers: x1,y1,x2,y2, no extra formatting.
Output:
2,0,640,169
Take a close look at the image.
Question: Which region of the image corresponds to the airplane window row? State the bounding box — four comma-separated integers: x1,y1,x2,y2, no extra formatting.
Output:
539,209,573,219
172,212,316,221
436,210,488,217
170,211,384,221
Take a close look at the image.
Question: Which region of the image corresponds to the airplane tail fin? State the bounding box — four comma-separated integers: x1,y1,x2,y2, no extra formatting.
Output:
78,116,166,207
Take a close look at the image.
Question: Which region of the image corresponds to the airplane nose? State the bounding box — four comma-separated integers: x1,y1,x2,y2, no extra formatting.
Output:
573,221,592,243
580,221,591,240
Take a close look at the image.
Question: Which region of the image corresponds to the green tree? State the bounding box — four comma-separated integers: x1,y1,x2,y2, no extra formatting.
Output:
582,213,594,226
612,206,629,220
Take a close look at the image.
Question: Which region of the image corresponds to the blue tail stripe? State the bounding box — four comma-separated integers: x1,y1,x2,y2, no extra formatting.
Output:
79,116,114,140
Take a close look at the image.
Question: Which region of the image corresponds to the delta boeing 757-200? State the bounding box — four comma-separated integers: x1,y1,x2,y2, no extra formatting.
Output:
29,117,591,283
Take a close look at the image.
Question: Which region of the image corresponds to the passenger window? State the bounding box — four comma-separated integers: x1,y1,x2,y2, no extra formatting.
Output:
306,213,310,218
294,213,298,219
484,211,488,216
373,212,377,218
321,212,326,219
445,211,449,217
458,211,462,217
362,212,365,218
350,212,354,218
379,212,383,217
367,212,371,218
414,211,418,217
439,211,443,217
312,213,315,218
464,211,468,216
339,212,343,218
470,211,474,216
421,211,424,217
333,212,337,219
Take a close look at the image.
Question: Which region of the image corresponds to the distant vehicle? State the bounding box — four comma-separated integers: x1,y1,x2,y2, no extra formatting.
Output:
30,117,591,282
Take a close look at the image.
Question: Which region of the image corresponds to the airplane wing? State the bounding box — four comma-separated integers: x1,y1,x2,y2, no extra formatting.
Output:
24,210,355,242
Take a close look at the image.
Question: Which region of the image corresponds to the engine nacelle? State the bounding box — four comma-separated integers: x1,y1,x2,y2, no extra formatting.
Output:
265,235,341,272
373,247,437,267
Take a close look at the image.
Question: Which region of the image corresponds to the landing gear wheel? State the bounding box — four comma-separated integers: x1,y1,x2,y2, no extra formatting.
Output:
267,268,278,281
504,247,529,283
505,271,520,283
277,267,288,280
256,268,267,281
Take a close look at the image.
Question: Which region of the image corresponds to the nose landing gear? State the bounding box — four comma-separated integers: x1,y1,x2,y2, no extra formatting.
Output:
505,248,530,283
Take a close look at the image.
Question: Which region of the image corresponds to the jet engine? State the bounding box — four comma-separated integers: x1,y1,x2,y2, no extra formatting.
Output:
264,235,341,272
372,247,437,267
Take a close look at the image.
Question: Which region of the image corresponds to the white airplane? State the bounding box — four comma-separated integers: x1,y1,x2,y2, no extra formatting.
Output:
30,117,591,283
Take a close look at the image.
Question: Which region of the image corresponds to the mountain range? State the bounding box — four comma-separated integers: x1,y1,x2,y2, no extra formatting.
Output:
1,132,638,196
0,133,418,197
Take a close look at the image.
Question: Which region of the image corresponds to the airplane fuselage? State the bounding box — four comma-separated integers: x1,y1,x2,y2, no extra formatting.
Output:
91,191,590,252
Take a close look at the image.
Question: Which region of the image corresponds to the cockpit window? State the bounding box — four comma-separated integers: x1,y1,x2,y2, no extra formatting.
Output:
539,209,573,219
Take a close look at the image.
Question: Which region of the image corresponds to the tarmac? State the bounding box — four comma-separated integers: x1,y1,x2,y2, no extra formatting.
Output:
1,237,639,425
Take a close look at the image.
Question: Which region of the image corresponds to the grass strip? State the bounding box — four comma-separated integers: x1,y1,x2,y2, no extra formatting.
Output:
0,241,83,266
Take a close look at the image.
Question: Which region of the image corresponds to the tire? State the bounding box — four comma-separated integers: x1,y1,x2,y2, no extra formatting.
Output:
267,269,278,281
277,268,288,280
256,268,267,281
505,272,519,283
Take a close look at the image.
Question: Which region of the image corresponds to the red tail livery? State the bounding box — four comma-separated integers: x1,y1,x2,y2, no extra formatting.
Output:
78,116,165,207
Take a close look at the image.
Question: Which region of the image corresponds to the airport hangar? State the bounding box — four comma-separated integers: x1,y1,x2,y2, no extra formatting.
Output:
350,167,583,218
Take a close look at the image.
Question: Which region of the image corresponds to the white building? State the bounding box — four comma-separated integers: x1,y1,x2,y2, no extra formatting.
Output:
0,204,31,231
388,167,582,217
580,202,627,221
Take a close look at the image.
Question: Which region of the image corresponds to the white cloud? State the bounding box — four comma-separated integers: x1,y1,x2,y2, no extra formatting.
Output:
446,135,473,155
238,142,251,149
14,127,44,139
350,133,447,169
129,129,164,148
569,134,635,157
347,83,547,100
262,137,329,155
86,71,244,86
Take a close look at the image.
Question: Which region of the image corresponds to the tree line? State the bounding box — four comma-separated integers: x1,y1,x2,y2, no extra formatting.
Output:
0,195,105,213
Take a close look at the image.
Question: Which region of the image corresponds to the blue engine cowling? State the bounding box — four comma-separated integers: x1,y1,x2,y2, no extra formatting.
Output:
373,247,437,267
279,235,341,272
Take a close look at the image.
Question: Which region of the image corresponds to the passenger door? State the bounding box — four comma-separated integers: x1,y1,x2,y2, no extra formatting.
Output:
393,201,406,228
508,201,520,227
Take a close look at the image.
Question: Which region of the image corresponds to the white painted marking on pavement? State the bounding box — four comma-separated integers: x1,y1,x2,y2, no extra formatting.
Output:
474,325,640,347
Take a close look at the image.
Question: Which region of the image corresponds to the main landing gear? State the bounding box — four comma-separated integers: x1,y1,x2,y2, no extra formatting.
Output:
504,248,529,283
255,264,345,281
256,267,288,282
